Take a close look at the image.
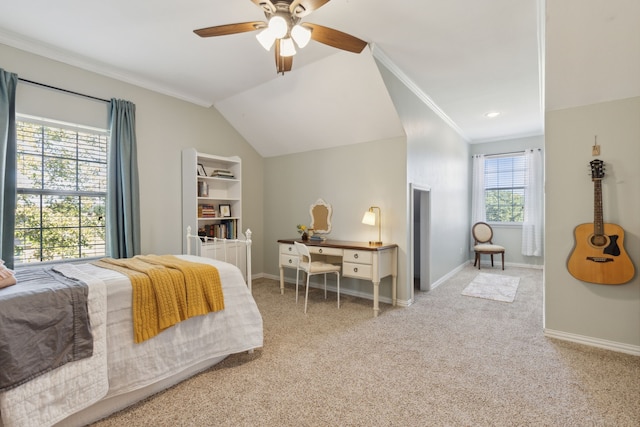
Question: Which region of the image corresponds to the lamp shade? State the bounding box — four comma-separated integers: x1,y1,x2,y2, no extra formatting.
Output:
280,37,296,57
362,206,382,246
291,24,311,48
256,28,276,51
362,211,376,226
268,15,288,38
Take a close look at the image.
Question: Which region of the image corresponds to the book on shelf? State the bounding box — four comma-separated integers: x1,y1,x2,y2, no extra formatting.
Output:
210,169,235,179
198,204,216,218
199,219,238,240
212,168,232,175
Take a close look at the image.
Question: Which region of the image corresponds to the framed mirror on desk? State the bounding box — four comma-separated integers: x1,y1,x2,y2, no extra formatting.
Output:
309,199,332,235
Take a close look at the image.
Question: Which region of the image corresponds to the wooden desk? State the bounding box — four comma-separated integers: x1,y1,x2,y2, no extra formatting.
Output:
277,239,398,317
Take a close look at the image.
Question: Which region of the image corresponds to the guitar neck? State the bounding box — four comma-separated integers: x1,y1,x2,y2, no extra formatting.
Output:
594,179,604,235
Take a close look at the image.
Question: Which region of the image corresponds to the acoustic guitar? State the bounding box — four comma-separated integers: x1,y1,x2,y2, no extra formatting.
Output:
567,159,634,284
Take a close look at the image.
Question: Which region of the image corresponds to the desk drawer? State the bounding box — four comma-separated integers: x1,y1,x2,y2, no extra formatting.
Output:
343,249,373,264
280,244,298,255
280,254,299,268
308,246,343,257
343,262,372,280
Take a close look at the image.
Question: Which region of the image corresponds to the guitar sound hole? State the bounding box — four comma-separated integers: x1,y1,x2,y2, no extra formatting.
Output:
590,234,607,247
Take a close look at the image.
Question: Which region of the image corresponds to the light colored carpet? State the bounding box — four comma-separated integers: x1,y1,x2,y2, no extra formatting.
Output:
461,272,520,302
91,264,639,427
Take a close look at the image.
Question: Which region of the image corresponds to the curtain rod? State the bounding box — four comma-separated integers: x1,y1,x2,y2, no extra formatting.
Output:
472,148,541,158
17,78,110,104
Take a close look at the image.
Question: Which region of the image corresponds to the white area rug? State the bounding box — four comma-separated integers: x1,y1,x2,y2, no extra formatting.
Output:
462,273,520,303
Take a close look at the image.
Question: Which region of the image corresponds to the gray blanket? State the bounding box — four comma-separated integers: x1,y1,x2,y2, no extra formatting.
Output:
0,267,93,391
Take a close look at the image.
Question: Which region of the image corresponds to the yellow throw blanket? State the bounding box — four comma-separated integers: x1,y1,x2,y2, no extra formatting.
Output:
93,255,224,343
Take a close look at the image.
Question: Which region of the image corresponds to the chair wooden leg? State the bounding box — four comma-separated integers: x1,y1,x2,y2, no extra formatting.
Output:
490,254,494,267
501,252,505,270
295,268,300,303
474,252,479,268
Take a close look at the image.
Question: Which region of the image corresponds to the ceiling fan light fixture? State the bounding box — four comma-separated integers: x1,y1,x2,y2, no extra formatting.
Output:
256,28,276,51
268,15,288,39
280,37,297,57
291,24,311,48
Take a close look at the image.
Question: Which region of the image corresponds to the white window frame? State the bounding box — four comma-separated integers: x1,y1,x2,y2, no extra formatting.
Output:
483,152,527,226
14,114,108,265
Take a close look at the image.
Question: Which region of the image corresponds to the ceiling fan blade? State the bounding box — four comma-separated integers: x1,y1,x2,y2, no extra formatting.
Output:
290,0,330,17
275,41,293,74
250,0,276,14
302,23,367,53
194,22,265,38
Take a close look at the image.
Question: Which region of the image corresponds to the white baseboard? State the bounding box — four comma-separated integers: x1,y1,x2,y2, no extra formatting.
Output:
544,328,640,356
429,262,468,291
471,259,544,270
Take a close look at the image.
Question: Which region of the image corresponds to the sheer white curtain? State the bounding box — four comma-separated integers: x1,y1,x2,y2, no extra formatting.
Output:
471,154,486,225
522,149,543,256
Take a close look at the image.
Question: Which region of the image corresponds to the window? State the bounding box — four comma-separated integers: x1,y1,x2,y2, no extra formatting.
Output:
484,154,526,223
14,116,108,264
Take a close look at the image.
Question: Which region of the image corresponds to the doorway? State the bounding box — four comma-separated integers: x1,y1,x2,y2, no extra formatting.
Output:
410,184,431,302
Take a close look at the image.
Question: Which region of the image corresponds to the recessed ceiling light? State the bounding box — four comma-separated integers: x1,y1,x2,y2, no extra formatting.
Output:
484,111,501,118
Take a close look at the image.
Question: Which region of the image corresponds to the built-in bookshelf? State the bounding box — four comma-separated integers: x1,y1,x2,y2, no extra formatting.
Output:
182,148,241,253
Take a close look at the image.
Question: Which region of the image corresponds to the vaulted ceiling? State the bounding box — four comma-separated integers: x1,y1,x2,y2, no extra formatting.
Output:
0,0,546,157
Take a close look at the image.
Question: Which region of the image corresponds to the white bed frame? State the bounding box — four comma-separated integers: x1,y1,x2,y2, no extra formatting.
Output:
186,226,253,291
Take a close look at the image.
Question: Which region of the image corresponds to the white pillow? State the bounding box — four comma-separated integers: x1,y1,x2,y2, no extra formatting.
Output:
0,260,16,289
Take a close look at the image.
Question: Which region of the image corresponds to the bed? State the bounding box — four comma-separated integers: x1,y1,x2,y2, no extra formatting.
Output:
0,230,262,427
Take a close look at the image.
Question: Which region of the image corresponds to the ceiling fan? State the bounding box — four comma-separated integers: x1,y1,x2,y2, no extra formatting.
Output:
194,0,368,74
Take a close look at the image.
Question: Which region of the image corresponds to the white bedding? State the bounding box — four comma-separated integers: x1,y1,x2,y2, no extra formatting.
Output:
0,265,108,427
0,255,263,427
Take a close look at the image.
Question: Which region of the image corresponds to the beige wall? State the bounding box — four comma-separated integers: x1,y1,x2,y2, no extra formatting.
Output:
1,43,265,273
545,97,640,349
263,137,408,303
377,60,471,293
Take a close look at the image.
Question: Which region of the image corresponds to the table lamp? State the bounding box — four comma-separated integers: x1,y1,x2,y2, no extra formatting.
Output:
362,206,382,246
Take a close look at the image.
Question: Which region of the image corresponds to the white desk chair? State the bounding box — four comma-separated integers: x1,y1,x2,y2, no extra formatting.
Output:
294,241,341,314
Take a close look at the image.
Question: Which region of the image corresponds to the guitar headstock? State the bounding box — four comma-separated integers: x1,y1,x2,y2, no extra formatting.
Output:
590,159,605,181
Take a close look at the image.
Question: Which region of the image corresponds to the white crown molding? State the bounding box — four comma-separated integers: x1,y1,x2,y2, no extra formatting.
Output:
471,129,545,145
0,29,213,107
370,43,469,142
536,0,546,133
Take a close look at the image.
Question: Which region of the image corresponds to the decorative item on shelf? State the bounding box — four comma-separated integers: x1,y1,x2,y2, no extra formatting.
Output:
219,204,231,218
197,181,209,197
211,169,235,179
297,224,308,241
362,206,382,246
